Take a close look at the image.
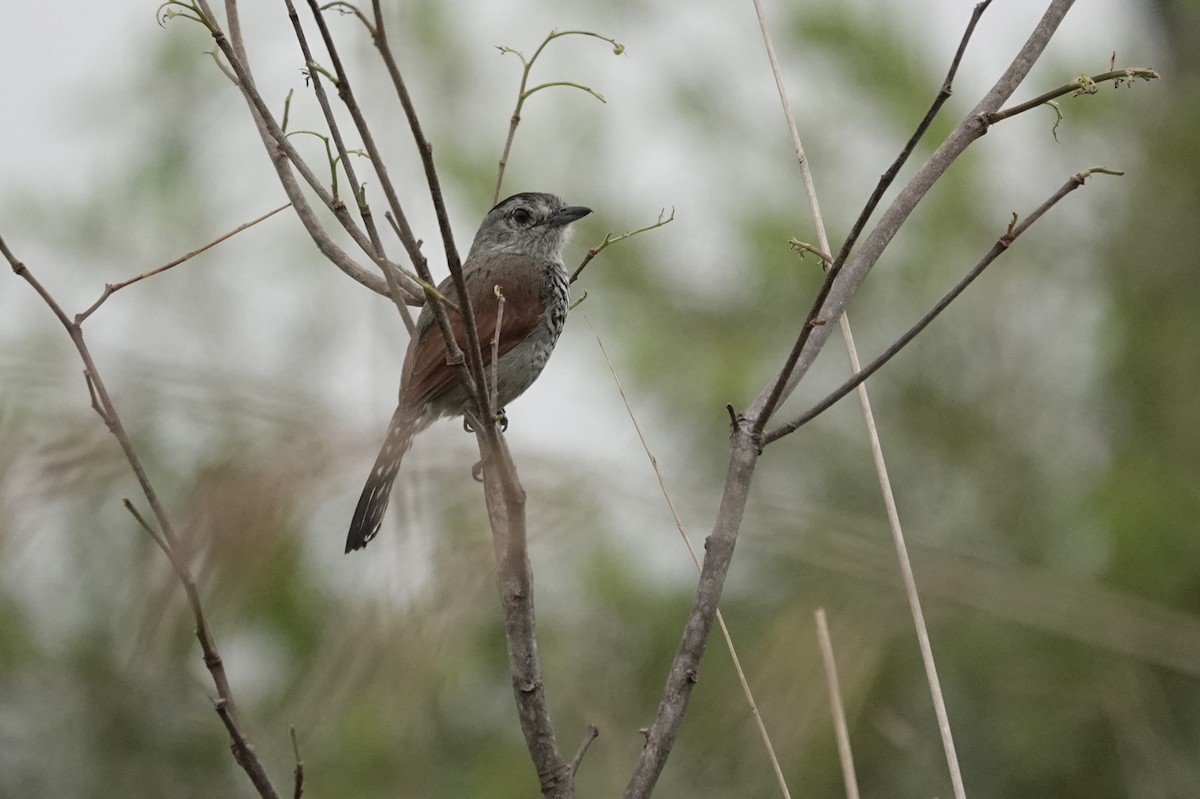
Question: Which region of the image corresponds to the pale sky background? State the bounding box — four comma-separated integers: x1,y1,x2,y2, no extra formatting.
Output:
0,1,1157,602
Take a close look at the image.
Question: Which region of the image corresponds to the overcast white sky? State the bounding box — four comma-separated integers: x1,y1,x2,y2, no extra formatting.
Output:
0,1,1157,588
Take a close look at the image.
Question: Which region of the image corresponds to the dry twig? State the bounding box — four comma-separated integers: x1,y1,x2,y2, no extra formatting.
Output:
4,233,281,798
815,609,861,799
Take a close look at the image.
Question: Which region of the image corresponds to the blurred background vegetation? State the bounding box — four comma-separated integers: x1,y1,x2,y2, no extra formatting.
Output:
0,1,1194,797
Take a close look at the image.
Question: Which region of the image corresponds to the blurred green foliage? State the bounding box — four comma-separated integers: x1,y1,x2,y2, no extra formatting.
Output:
1,2,1195,798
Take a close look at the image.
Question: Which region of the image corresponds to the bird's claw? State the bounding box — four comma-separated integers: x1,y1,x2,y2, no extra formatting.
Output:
471,460,484,482
463,410,506,433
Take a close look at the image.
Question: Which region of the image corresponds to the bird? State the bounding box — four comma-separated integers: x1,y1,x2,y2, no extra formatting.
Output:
345,192,592,552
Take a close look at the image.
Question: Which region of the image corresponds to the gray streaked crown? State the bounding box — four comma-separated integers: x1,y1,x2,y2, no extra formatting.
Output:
468,192,592,261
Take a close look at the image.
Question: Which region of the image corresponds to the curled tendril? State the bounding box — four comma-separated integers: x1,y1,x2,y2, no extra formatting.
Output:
318,1,376,35
156,1,211,31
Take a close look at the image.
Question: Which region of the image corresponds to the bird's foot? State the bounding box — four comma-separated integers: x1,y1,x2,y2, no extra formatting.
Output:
471,460,485,482
462,409,507,433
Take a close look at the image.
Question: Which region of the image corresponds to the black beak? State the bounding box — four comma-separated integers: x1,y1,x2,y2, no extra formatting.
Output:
545,205,592,227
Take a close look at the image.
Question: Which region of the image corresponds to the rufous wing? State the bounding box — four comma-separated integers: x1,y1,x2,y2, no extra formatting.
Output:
400,252,548,412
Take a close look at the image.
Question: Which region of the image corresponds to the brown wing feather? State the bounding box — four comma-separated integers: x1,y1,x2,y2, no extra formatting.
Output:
400,252,548,412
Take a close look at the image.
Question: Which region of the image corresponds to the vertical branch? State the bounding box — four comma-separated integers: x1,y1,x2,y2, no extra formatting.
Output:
623,426,761,798
368,1,462,274
476,429,572,797
491,287,506,411
366,2,498,432
815,609,861,799
364,7,570,792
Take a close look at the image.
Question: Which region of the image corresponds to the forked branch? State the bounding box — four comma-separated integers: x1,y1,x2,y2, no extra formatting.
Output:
493,29,624,203
766,167,1123,443
625,3,1081,796
570,209,675,285
752,0,994,430
985,67,1160,125
747,0,1080,422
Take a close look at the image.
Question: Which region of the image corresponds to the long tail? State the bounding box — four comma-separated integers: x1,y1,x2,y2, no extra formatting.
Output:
346,406,417,553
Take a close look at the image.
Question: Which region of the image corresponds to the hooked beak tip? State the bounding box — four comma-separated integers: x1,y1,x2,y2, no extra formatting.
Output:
548,205,592,227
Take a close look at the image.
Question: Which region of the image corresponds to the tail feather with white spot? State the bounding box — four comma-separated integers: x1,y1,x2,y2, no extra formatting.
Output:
346,407,417,553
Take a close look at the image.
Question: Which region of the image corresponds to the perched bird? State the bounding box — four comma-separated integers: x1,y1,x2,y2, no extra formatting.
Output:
346,192,591,552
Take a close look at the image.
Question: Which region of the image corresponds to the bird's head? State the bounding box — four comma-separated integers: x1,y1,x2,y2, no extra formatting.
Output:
469,192,592,261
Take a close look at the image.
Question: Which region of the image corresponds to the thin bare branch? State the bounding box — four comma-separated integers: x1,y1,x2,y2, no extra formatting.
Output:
755,0,965,786
319,1,374,35
474,425,571,796
365,6,569,791
189,0,423,304
748,0,1077,423
491,286,506,413
570,209,674,285
568,725,600,784
284,0,416,332
76,204,290,323
986,67,1159,124
623,420,761,799
750,3,1002,796
6,240,280,799
123,498,171,560
766,167,1121,443
788,239,834,267
833,0,993,277
380,214,462,312
214,698,277,798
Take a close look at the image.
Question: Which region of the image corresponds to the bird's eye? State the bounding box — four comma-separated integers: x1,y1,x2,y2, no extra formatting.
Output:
511,207,534,226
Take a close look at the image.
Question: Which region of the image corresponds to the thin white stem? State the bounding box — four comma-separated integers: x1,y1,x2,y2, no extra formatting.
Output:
587,318,792,799
815,609,861,799
850,332,966,799
749,0,829,257
750,1,966,798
